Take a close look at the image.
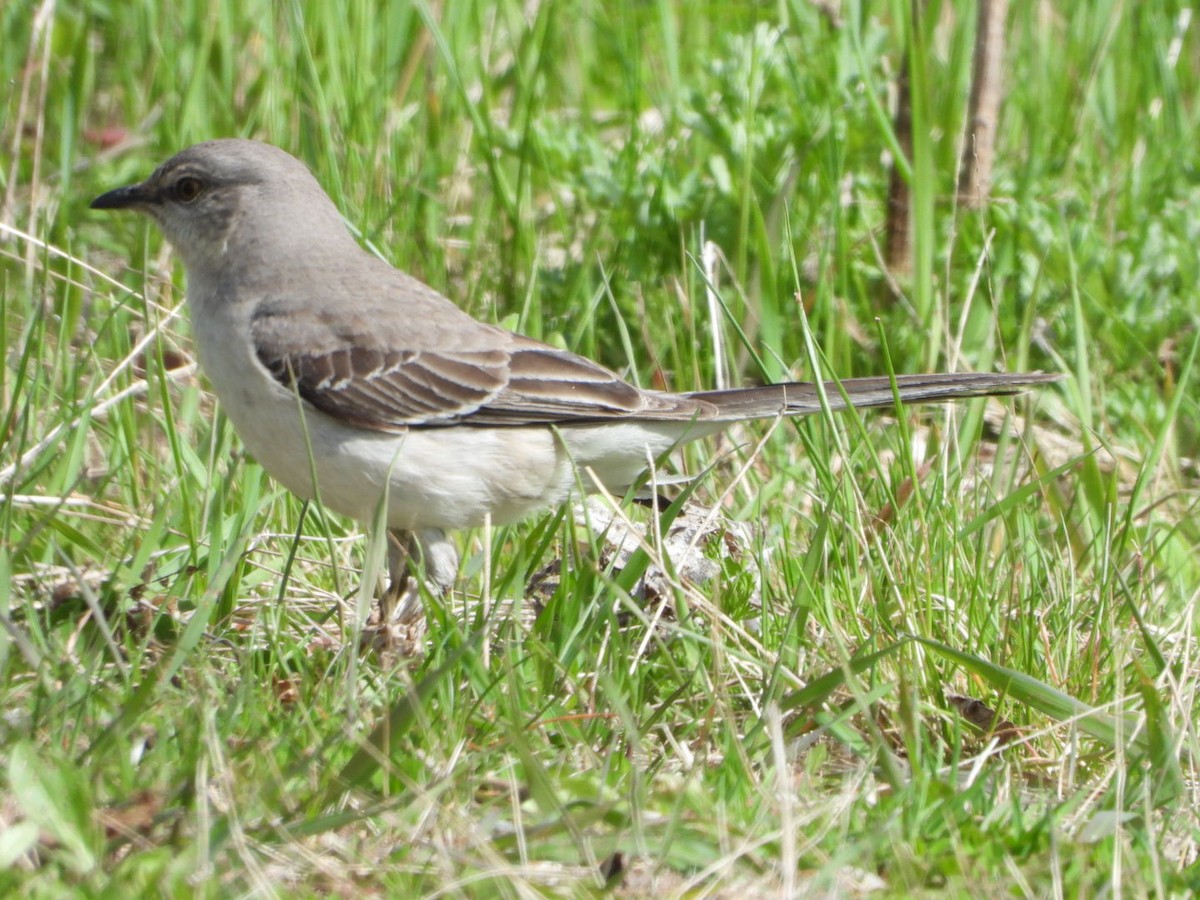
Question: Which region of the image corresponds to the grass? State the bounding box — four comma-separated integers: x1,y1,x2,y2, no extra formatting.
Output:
2,0,1199,894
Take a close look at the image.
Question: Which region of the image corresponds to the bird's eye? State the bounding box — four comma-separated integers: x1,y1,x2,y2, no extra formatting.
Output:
173,176,204,203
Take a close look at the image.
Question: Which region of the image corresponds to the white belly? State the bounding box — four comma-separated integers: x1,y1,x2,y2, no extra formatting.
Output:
204,361,575,529
189,296,697,530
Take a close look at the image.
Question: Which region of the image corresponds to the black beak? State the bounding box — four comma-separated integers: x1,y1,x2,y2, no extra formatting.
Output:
90,182,153,210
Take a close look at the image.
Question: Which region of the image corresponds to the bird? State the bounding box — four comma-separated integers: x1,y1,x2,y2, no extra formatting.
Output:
91,138,1058,635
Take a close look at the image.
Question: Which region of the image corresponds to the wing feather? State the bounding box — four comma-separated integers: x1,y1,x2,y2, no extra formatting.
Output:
250,295,707,430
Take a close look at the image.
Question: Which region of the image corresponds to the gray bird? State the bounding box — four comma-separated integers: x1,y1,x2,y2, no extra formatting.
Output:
91,139,1058,635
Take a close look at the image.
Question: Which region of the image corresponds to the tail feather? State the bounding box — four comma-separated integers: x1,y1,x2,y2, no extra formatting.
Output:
687,372,1061,422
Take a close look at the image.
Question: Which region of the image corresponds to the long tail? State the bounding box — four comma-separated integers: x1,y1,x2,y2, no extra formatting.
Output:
686,372,1061,422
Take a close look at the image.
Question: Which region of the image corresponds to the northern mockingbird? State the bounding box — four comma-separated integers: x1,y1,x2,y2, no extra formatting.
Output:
92,139,1057,631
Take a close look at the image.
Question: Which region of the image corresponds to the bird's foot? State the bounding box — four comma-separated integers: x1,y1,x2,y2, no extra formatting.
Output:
358,569,425,654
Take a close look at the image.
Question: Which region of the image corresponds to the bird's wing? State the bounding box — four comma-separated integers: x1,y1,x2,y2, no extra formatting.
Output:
250,285,704,431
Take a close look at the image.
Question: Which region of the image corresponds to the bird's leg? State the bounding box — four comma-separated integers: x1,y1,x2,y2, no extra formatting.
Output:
379,528,458,627
380,529,421,626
